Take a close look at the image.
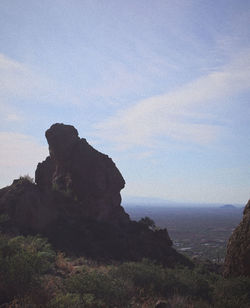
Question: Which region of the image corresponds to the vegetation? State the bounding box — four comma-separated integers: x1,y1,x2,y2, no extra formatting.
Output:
18,174,34,183
0,234,55,306
138,216,157,230
1,233,250,307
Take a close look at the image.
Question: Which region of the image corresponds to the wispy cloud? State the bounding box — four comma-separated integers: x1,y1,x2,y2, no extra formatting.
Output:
95,50,250,150
0,53,82,110
0,101,24,127
0,54,46,100
0,132,48,187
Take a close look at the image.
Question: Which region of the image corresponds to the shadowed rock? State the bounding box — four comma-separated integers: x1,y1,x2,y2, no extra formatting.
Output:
36,123,128,223
224,199,250,277
0,178,57,233
0,123,192,267
35,157,55,191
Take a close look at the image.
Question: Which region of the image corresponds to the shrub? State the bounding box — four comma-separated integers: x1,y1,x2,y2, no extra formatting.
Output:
172,267,213,301
48,293,86,308
138,216,156,230
213,276,250,308
111,259,215,303
111,259,167,296
0,234,55,305
65,266,133,307
19,174,34,183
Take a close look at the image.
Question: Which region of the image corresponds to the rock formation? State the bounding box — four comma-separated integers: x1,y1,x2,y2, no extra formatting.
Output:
36,123,129,223
224,200,250,277
0,123,191,267
0,178,57,233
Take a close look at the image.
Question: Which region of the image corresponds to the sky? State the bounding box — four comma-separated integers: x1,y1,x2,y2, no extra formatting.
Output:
0,0,250,204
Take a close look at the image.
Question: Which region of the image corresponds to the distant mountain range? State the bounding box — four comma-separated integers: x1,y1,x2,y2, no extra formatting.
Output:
122,195,173,205
122,195,243,208
220,204,237,209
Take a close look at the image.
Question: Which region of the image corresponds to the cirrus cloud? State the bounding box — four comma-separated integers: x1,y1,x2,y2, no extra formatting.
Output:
95,50,250,150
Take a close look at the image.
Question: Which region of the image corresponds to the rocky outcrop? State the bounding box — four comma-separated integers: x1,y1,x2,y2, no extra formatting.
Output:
224,200,250,277
0,123,191,267
36,123,129,223
0,178,57,233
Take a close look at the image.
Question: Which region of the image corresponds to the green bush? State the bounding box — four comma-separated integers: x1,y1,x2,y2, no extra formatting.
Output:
65,266,133,307
9,235,55,272
171,267,213,301
111,259,212,300
0,234,55,305
213,276,250,308
49,293,86,308
111,259,167,296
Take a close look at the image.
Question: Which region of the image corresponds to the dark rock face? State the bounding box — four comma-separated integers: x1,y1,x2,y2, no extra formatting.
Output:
224,200,250,277
35,157,55,191
0,178,60,234
0,123,191,267
36,123,128,223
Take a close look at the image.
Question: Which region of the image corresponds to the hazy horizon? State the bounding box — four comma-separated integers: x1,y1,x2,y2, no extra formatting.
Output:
121,195,244,208
1,1,250,204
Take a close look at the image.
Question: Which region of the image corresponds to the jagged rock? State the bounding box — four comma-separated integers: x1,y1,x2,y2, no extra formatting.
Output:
37,123,129,223
224,199,250,277
0,123,192,267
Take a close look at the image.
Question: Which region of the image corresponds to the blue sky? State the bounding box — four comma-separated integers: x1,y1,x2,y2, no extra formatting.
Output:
1,0,250,204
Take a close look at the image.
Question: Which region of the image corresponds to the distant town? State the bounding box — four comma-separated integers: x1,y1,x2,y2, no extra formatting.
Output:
125,204,243,262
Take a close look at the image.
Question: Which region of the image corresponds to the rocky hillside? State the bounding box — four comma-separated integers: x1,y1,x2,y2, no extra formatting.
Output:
0,123,190,267
224,199,250,277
